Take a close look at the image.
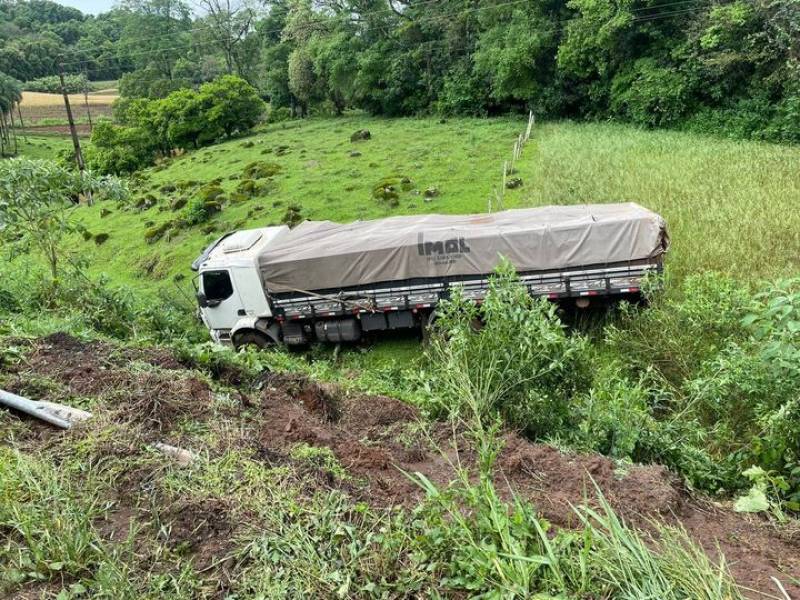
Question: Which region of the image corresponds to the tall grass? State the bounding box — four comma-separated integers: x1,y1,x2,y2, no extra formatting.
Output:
522,122,800,283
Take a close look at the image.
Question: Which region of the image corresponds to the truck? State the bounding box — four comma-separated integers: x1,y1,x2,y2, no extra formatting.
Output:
191,202,669,349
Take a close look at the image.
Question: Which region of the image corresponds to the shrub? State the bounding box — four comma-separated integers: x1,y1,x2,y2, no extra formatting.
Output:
421,261,589,436
281,204,303,227
183,187,224,226
610,58,693,127
85,121,158,175
267,106,293,123
24,74,86,94
574,368,652,459
605,273,752,386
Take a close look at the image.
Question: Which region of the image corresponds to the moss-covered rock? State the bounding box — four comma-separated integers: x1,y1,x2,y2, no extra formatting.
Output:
282,204,303,227
236,178,275,199
170,197,187,211
144,221,172,244
159,183,177,193
93,233,110,245
100,207,112,218
176,180,200,191
350,129,371,142
228,192,249,204
242,161,282,179
372,177,401,204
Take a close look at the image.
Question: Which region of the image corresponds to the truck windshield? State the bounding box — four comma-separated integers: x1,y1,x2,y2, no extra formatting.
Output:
203,270,234,301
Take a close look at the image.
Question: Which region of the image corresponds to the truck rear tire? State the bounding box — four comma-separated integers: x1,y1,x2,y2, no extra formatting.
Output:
233,331,272,351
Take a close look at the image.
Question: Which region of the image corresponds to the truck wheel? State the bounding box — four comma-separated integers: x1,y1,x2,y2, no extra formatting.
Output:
233,331,272,351
420,311,437,344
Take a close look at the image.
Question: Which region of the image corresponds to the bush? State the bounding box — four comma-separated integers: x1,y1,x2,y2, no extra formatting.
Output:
85,121,158,175
24,74,86,94
605,273,752,386
183,186,224,226
267,106,293,123
421,261,590,436
610,58,693,127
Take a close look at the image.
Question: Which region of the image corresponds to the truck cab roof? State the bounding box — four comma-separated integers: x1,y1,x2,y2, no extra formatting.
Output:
192,226,289,272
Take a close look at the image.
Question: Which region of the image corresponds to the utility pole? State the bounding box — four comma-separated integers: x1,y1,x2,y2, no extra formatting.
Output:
82,68,93,134
59,63,92,205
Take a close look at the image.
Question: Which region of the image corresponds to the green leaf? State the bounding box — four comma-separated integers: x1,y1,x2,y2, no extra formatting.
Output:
733,487,769,513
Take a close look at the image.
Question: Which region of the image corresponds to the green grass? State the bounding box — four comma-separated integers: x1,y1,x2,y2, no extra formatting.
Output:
519,122,800,283
73,116,800,298
74,115,527,291
15,134,77,160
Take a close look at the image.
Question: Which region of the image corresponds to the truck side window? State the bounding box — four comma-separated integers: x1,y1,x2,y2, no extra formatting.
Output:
203,270,234,301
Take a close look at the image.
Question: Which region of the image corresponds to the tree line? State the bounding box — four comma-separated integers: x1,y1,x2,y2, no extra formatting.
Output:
2,0,798,142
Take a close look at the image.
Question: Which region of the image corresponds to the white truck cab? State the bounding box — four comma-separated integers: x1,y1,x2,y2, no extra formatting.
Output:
193,226,288,347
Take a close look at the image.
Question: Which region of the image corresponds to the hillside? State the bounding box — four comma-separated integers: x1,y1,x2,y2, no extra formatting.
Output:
72,116,800,299
3,116,800,598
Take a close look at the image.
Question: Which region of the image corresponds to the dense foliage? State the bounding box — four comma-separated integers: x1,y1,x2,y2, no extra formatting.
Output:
423,265,800,510
86,75,265,174
22,73,87,93
4,0,799,142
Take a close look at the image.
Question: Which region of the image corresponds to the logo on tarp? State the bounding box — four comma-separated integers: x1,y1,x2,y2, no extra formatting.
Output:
417,234,470,256
417,233,470,265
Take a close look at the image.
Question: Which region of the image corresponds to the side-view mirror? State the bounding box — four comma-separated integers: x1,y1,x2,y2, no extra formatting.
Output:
196,292,221,308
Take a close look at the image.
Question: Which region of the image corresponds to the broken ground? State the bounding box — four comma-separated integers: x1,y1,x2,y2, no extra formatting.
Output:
2,333,799,598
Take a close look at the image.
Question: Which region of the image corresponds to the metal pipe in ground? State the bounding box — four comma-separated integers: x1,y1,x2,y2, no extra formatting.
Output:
0,388,73,429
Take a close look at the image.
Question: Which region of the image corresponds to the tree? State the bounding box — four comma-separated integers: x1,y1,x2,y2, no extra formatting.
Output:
194,0,259,78
0,73,22,156
199,75,265,137
0,159,127,280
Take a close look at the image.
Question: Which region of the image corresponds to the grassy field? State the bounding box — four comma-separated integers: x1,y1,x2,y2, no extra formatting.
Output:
72,116,800,297
18,90,117,133
14,134,77,160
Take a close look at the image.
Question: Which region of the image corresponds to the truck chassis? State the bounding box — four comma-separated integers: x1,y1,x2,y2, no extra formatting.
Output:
250,261,657,346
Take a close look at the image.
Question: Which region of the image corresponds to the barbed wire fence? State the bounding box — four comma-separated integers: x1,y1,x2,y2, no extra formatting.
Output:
490,110,534,213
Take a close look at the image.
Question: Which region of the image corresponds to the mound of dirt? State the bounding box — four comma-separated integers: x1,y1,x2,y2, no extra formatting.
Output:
254,373,800,596
9,333,212,433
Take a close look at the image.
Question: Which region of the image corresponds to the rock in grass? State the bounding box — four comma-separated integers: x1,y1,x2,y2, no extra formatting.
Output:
505,177,523,189
350,129,371,142
349,150,362,157
100,208,112,218
242,161,282,179
93,233,110,245
423,186,440,198
282,204,303,227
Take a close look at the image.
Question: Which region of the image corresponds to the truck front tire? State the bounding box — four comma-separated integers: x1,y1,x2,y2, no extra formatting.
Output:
233,331,272,351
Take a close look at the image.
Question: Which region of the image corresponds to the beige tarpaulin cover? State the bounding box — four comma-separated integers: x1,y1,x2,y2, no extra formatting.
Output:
257,203,668,293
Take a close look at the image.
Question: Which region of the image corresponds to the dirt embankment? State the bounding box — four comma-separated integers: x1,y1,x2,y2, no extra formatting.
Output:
3,333,800,597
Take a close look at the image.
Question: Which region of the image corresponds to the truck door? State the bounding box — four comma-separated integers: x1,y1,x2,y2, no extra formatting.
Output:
199,269,243,331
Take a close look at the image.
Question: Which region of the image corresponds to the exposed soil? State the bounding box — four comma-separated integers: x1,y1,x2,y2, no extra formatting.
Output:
4,333,800,598
3,333,210,434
